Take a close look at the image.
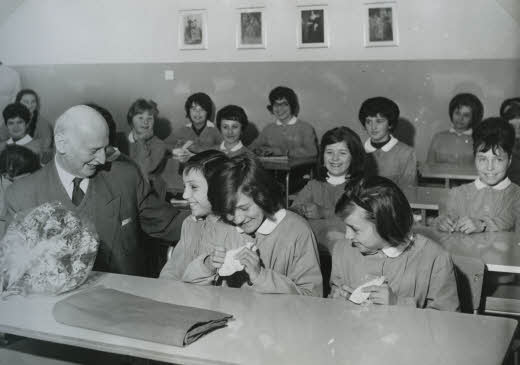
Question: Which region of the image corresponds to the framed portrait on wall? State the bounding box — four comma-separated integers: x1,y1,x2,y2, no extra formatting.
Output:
363,2,399,47
179,9,208,50
236,7,266,49
297,5,329,48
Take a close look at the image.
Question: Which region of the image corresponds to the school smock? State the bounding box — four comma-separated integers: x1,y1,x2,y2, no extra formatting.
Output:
218,141,254,158
440,178,520,232
167,121,222,153
330,233,460,311
159,215,235,281
364,136,417,188
250,117,318,157
508,142,520,185
426,128,474,165
182,209,323,296
291,179,347,219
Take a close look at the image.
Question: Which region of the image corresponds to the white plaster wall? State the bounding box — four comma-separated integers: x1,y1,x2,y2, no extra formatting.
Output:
0,0,519,65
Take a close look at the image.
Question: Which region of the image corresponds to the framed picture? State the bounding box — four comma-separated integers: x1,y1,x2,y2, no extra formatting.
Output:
179,9,208,50
297,5,329,48
236,7,266,49
363,2,399,47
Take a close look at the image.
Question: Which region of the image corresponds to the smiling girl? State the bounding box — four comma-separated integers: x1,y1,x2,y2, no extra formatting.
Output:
437,118,520,234
359,97,417,188
1,103,41,157
216,105,254,158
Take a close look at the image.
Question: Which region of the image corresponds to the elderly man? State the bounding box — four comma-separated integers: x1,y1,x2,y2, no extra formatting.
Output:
3,105,183,276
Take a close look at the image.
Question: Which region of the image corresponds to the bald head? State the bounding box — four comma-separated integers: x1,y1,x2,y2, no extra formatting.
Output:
54,105,109,178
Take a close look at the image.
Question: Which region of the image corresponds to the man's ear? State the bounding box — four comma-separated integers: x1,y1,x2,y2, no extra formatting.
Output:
54,133,67,153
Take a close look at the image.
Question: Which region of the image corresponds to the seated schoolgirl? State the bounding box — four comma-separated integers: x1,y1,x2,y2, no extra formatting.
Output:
216,105,254,158
250,86,318,158
427,93,483,165
159,150,231,281
330,176,459,311
119,99,170,200
500,97,520,185
437,117,520,234
168,92,222,155
359,97,416,188
183,155,323,296
291,126,365,220
1,103,41,157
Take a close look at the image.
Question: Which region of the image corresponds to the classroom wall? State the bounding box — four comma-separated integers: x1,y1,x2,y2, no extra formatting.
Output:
1,0,519,160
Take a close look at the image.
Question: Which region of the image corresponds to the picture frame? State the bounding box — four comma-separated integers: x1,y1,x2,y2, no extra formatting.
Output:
363,2,399,47
236,7,266,49
297,5,329,48
179,9,208,50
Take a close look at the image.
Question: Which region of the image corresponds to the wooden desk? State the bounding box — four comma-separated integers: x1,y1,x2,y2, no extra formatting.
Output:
402,186,449,223
0,273,516,365
418,162,477,188
258,156,316,207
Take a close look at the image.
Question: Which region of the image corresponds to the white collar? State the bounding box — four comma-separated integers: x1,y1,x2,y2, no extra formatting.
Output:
236,209,287,235
326,173,346,186
364,135,398,153
128,131,135,143
381,234,413,258
185,120,215,128
275,116,298,126
474,177,511,191
7,134,32,145
449,127,472,136
54,156,89,198
190,214,220,222
220,140,243,153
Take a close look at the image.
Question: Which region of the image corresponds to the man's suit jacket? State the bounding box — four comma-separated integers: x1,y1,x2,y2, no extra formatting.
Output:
3,160,183,276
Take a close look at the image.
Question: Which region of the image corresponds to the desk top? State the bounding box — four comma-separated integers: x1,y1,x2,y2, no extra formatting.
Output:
258,156,316,171
402,186,449,210
0,273,516,365
414,227,520,273
418,162,477,180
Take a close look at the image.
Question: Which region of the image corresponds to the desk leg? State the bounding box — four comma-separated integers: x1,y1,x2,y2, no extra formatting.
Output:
285,171,290,208
445,178,450,189
421,209,427,226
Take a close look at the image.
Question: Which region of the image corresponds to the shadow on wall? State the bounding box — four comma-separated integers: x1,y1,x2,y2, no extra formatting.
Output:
242,122,260,146
394,117,415,147
154,117,172,141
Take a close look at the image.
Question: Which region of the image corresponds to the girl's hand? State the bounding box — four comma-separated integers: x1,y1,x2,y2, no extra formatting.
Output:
362,283,397,305
437,215,457,233
204,246,226,273
134,129,154,142
455,216,484,234
330,284,354,300
234,247,261,282
302,203,322,219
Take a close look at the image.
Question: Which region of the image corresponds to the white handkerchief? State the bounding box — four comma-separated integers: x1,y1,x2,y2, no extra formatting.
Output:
218,242,256,277
348,276,386,304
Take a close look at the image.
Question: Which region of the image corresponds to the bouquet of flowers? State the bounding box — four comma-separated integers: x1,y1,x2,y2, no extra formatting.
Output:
0,201,99,298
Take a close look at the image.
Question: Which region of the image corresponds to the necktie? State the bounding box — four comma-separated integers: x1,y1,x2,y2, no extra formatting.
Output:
72,177,85,206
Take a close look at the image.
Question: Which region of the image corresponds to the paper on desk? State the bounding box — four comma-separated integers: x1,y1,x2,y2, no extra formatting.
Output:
218,242,256,277
348,276,386,304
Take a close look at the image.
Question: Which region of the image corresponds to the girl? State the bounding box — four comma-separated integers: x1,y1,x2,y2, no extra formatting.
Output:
169,92,222,155
427,93,483,165
120,99,170,200
437,117,520,234
331,176,459,311
359,96,417,188
250,86,317,158
182,156,323,296
1,103,41,157
216,104,253,158
15,89,54,163
159,150,232,281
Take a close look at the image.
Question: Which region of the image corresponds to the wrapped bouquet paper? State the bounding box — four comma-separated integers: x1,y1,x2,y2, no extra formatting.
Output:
0,201,99,298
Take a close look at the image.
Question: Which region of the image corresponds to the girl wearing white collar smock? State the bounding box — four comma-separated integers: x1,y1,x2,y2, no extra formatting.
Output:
216,105,254,158
0,103,41,158
330,176,459,311
437,118,520,234
183,155,323,296
359,97,417,188
426,93,483,165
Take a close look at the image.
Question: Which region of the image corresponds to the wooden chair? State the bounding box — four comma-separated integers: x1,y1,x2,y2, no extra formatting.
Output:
452,255,485,314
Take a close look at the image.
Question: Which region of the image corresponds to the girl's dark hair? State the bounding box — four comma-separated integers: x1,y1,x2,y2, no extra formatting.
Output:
335,176,413,247
126,98,158,125
448,93,483,128
15,89,40,137
183,150,229,182
472,117,515,157
86,103,116,146
208,155,283,222
500,97,520,122
216,105,249,130
2,103,30,125
0,145,41,178
318,127,366,183
184,92,213,121
358,97,400,130
267,86,300,116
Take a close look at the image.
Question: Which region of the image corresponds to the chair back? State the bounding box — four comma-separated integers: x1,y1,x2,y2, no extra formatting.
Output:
452,254,485,313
